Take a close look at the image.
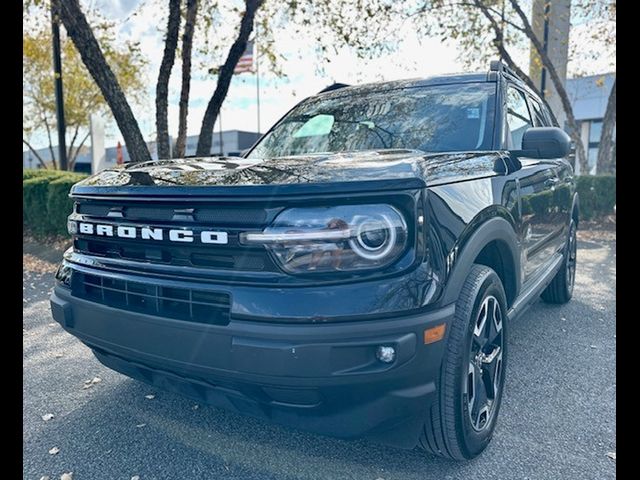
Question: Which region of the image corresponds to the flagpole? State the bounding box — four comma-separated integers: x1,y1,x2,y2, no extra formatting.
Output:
255,26,261,134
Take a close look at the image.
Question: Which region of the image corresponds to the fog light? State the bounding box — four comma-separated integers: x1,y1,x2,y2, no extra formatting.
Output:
376,346,396,363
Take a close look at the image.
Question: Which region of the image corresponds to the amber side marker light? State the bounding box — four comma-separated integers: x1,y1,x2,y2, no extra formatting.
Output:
424,324,446,344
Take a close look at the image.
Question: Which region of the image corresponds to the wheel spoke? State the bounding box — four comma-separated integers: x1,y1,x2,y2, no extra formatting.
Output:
470,370,490,430
473,298,491,348
484,297,502,345
481,349,503,399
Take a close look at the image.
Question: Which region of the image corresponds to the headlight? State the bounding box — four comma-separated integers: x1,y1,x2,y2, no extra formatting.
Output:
67,219,78,235
240,204,407,273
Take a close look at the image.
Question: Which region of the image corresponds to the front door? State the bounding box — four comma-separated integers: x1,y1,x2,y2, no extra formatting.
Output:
505,85,562,284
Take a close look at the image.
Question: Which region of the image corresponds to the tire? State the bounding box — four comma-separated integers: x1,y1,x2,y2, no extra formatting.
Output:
418,264,508,460
541,220,577,304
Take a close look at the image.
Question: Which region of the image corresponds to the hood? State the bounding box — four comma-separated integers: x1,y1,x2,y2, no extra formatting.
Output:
71,149,506,197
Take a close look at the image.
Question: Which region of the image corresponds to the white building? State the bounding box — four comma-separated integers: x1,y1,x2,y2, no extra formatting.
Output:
565,73,616,175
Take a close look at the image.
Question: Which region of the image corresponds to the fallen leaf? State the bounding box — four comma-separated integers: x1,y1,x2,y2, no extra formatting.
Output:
136,423,146,428
606,451,616,461
54,353,64,358
145,395,155,400
91,377,102,384
131,476,140,480
61,473,73,480
192,404,199,410
84,379,92,384
590,345,598,349
48,323,56,327
48,447,60,455
42,413,54,422
39,476,50,480
82,384,93,390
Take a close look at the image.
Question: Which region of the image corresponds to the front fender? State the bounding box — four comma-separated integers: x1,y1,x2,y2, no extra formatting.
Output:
440,216,521,306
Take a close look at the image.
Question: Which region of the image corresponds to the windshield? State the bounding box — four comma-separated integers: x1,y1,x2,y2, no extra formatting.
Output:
248,82,496,158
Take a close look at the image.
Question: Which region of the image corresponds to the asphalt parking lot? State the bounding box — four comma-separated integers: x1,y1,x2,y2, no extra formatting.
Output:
23,230,616,480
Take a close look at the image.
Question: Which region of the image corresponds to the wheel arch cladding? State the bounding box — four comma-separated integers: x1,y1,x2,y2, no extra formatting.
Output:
441,216,521,308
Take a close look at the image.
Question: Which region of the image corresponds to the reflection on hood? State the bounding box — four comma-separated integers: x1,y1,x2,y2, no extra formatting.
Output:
76,149,505,189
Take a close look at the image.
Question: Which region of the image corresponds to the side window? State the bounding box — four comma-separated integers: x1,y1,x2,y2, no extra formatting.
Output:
506,87,533,149
540,101,557,127
528,97,548,127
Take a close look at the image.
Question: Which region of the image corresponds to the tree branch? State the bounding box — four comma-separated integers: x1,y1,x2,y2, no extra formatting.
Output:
473,0,541,95
507,0,587,172
596,77,616,174
69,130,91,171
41,114,59,170
22,139,50,169
196,0,263,156
67,124,80,161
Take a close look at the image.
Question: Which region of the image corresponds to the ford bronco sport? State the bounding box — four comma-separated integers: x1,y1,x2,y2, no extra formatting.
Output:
51,61,578,460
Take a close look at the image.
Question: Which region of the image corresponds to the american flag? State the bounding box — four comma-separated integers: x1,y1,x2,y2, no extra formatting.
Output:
234,40,254,74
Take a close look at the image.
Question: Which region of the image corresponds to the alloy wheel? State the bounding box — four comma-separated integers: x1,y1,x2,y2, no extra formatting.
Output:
465,295,504,432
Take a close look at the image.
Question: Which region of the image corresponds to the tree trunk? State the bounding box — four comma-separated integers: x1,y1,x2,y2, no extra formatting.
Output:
156,0,182,159
54,0,151,164
174,0,199,158
507,0,588,174
596,78,616,175
23,140,50,169
196,0,263,156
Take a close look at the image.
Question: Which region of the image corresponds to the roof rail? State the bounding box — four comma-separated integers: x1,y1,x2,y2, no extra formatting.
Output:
317,82,350,94
489,60,521,81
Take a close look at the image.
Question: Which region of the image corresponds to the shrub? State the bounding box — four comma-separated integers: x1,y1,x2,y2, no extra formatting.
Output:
23,169,87,236
576,175,616,221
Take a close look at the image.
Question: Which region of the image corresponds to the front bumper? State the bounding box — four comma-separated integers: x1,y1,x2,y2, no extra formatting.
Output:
51,278,454,449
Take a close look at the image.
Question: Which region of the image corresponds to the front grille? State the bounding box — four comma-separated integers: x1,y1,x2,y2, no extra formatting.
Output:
74,238,268,271
71,271,231,325
76,202,268,226
73,199,279,274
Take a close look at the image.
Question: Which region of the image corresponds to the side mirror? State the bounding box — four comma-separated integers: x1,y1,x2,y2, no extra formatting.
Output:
519,127,571,159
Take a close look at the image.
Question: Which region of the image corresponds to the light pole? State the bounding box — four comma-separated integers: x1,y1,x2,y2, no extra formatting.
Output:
51,2,68,170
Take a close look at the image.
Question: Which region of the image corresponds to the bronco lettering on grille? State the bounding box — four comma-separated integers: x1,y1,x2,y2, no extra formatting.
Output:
77,222,229,245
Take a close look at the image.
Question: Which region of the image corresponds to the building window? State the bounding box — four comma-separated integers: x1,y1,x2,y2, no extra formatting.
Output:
589,120,603,144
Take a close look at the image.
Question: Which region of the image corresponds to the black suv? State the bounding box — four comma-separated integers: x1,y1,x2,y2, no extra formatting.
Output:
51,61,577,460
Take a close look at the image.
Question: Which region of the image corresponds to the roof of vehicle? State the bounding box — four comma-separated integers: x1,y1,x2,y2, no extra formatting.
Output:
313,72,493,99
312,67,531,101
